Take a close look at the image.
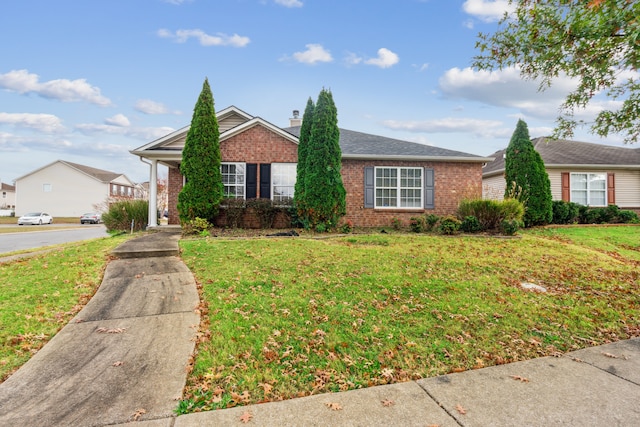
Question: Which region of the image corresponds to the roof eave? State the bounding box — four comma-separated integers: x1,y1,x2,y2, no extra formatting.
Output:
341,154,494,163
545,163,640,170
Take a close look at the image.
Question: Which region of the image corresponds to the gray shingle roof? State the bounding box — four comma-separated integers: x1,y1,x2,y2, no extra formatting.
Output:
62,160,123,183
283,126,487,160
483,137,640,176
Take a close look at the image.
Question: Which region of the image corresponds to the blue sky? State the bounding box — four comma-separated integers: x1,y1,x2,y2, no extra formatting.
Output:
0,0,628,184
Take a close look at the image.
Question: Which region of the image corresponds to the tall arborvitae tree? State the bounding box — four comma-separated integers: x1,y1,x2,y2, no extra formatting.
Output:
504,119,552,226
303,88,346,229
293,97,314,224
177,78,223,223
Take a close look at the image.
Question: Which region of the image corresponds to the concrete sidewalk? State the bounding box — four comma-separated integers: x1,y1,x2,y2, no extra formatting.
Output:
0,231,200,427
1,231,639,426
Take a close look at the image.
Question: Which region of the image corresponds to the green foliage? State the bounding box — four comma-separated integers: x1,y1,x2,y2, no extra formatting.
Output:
182,217,211,236
425,214,440,231
617,210,639,224
551,200,581,224
439,215,461,235
178,78,224,224
222,198,245,229
340,219,353,234
500,219,522,236
102,199,149,232
298,89,346,230
293,97,314,223
409,216,425,233
247,198,278,229
504,120,552,227
460,216,482,233
390,217,402,231
456,198,524,232
577,205,639,224
474,1,640,143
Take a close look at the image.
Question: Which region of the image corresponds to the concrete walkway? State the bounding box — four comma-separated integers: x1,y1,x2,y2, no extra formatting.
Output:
1,232,639,426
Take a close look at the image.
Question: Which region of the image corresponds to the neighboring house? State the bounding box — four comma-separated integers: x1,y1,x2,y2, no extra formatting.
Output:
483,137,640,212
15,160,137,217
1,182,16,209
131,106,492,227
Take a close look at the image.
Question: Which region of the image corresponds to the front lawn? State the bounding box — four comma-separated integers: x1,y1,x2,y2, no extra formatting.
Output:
178,227,640,413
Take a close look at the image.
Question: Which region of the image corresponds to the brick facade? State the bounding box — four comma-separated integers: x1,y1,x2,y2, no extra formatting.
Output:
166,124,483,228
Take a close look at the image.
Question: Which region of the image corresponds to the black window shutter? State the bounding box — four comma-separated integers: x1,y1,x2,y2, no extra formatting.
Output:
246,164,257,199
424,168,434,209
260,164,271,199
364,167,374,208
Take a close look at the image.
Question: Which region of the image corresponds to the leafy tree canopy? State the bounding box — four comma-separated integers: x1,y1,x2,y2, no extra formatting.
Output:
474,0,640,143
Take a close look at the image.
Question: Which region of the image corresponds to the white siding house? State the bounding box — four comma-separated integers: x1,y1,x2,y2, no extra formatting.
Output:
15,160,137,217
483,138,640,211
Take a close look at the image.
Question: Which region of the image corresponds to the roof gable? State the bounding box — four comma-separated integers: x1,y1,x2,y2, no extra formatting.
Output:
15,160,129,184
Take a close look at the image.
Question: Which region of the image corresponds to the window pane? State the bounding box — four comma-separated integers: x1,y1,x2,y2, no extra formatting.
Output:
571,190,587,205
272,163,296,203
589,174,606,190
590,191,606,206
221,162,245,199
571,174,587,190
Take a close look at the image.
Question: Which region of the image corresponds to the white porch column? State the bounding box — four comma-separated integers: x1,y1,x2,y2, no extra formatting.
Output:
148,159,158,227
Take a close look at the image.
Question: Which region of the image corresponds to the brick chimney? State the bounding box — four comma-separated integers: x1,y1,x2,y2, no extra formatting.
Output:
289,110,302,127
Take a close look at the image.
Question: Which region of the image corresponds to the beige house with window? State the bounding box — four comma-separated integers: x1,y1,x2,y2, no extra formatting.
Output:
483,137,640,212
15,160,136,217
1,182,16,215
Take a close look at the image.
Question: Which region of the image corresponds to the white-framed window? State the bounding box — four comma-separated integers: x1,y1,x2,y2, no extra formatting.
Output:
2,192,5,198
272,163,296,203
43,184,52,192
375,167,423,208
221,162,246,199
571,172,606,206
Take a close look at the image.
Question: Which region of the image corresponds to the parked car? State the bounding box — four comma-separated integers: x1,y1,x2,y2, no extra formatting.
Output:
80,212,102,224
18,212,53,225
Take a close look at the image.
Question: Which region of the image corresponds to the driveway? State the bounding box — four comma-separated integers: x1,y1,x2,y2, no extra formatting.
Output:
0,225,110,254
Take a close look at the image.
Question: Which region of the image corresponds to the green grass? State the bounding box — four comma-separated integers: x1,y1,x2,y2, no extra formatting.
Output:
177,227,640,413
0,234,133,381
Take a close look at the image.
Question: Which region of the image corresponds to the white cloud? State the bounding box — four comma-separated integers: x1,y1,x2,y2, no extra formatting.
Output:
0,69,112,106
104,114,130,127
275,0,303,7
344,52,363,66
364,48,399,69
438,66,578,120
462,0,514,22
75,122,175,140
135,99,172,114
163,0,191,4
0,112,66,133
413,63,429,72
382,117,509,138
157,29,250,47
291,44,333,64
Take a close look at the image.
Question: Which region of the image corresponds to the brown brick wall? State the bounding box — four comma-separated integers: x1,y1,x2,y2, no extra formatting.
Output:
342,160,483,228
165,124,484,228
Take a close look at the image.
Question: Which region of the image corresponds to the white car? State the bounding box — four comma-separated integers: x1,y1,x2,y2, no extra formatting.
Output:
17,212,53,225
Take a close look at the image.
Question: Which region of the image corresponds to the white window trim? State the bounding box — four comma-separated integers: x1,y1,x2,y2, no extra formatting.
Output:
221,162,246,199
374,166,424,209
570,172,607,207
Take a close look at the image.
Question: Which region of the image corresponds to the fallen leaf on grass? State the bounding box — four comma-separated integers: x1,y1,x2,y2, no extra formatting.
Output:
455,404,466,415
381,399,395,407
96,327,127,334
510,375,529,382
239,411,253,424
602,352,629,360
112,361,124,367
131,408,146,421
325,402,343,411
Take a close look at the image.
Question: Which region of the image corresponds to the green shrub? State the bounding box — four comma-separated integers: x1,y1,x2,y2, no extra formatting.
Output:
580,207,613,224
552,200,580,224
456,199,524,231
439,215,461,235
102,199,149,232
182,217,211,236
425,214,440,231
409,216,425,233
340,219,353,233
460,216,482,233
617,210,639,223
222,198,245,228
247,199,278,228
390,217,402,231
500,219,522,236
